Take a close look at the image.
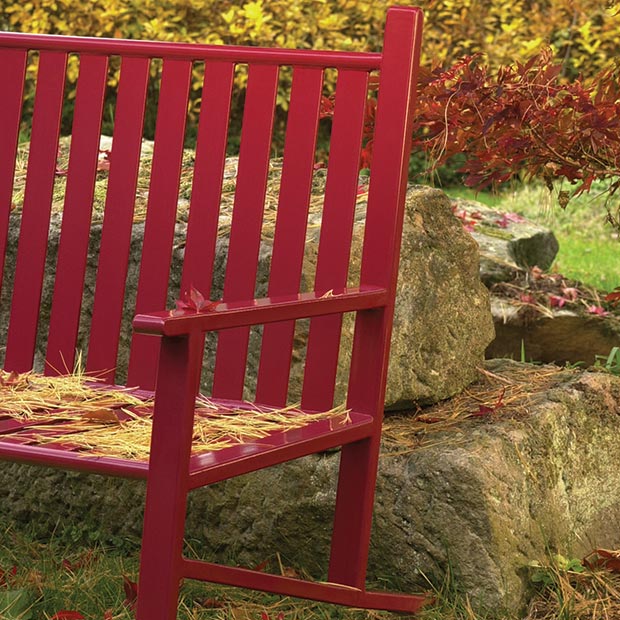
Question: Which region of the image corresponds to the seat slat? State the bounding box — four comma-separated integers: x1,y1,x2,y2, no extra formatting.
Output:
180,61,235,297
4,51,67,373
0,48,27,303
211,63,279,400
126,58,193,390
255,66,324,406
300,69,369,411
86,56,150,381
45,54,109,374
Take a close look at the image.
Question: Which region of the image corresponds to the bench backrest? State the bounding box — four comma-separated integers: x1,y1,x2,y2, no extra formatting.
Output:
0,7,422,409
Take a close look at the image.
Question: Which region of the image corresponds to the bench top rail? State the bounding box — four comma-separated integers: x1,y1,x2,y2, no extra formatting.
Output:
0,30,382,69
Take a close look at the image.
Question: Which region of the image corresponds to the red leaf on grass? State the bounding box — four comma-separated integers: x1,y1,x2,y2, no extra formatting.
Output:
50,612,85,620
103,610,114,620
62,549,95,572
0,565,17,587
123,575,138,610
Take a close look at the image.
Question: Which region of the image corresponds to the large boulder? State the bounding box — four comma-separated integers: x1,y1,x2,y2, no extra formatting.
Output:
1,150,494,407
3,361,620,615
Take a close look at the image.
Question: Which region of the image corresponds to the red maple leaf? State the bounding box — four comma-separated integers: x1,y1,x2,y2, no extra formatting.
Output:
605,288,620,306
175,285,218,313
123,575,139,611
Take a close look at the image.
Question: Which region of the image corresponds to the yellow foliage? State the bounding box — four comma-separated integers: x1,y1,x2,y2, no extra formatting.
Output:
3,0,619,77
4,0,619,140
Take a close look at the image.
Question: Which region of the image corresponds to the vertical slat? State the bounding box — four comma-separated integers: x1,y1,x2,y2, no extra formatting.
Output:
328,6,424,587
211,63,279,400
126,58,193,390
180,61,235,297
300,69,369,411
254,66,323,406
0,49,27,303
86,56,150,381
4,51,67,373
45,54,109,374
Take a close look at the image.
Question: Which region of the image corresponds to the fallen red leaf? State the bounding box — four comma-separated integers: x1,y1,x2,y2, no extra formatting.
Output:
470,388,505,418
254,559,270,572
103,610,114,620
583,549,620,573
62,549,95,572
605,288,620,306
0,565,17,587
587,304,610,317
549,294,566,308
122,575,138,610
50,612,85,620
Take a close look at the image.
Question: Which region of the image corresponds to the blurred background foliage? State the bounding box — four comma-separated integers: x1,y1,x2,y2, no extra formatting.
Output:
2,0,620,160
2,0,619,76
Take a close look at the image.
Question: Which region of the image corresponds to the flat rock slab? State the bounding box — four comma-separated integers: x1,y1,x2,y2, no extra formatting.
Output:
487,297,620,365
452,199,559,286
2,360,620,616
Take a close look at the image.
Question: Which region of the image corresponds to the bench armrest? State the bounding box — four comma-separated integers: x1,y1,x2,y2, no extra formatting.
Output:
133,286,388,337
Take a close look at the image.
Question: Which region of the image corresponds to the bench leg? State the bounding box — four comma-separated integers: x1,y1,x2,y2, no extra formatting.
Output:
327,435,380,588
135,334,202,620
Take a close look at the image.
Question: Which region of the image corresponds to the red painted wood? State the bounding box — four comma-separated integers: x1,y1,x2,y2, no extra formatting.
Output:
182,559,429,613
136,333,202,620
4,50,67,373
187,410,372,488
180,61,234,297
133,286,388,337
0,8,425,614
211,63,279,400
46,54,109,375
329,6,424,588
255,66,324,406
0,48,27,303
0,31,382,71
126,58,192,390
300,69,369,411
86,56,150,381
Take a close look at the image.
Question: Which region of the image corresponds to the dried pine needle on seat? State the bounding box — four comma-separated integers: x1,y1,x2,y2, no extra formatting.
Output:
0,370,351,461
0,368,145,420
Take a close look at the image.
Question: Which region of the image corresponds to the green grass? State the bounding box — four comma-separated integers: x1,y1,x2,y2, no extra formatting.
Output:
0,528,506,620
446,183,620,292
0,529,415,620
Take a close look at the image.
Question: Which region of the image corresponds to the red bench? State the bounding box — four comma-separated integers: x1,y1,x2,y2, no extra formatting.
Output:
0,7,426,618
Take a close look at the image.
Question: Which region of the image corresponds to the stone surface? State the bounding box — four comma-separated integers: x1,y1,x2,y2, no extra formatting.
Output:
0,183,493,408
453,199,559,286
486,297,620,365
296,185,495,408
2,361,620,616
